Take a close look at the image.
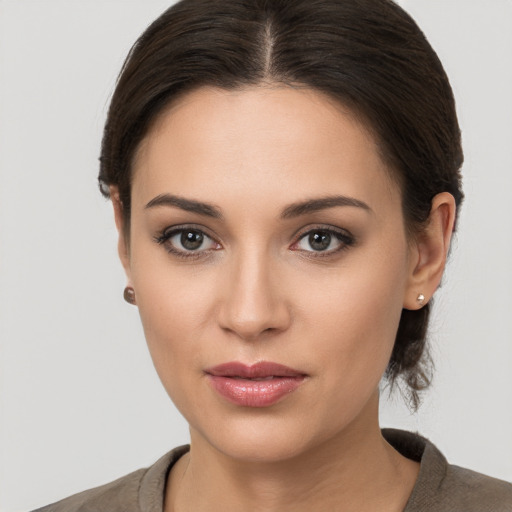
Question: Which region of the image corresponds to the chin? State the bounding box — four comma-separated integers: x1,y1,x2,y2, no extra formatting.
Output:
212,432,312,464
190,409,342,464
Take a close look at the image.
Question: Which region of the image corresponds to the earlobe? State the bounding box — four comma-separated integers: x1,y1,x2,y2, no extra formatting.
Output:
110,186,132,281
404,192,456,310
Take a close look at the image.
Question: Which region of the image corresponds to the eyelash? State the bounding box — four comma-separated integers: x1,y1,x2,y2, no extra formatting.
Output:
291,226,355,258
154,225,355,260
153,225,221,260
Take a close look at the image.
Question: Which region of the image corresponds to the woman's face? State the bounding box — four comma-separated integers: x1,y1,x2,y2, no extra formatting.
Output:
122,86,419,462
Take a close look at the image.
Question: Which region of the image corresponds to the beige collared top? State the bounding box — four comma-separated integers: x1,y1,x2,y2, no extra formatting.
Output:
33,429,512,512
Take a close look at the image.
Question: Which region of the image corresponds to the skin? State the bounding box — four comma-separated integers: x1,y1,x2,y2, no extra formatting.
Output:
112,86,456,512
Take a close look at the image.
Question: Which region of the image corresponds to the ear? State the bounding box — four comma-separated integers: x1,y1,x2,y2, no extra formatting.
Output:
404,192,457,310
110,186,132,283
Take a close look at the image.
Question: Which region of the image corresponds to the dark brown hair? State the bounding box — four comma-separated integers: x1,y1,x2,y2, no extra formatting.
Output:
99,0,464,409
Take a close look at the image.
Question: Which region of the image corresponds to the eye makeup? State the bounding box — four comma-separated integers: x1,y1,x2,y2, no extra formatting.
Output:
153,224,221,260
290,225,356,259
153,222,356,262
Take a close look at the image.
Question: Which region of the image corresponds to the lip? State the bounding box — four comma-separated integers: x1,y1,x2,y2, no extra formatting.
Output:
205,362,307,408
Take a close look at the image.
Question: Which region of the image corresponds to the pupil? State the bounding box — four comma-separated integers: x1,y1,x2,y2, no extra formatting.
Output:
309,231,331,251
181,230,203,250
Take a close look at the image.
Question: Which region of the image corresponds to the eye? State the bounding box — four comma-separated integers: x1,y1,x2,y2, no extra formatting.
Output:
155,226,221,256
292,227,354,255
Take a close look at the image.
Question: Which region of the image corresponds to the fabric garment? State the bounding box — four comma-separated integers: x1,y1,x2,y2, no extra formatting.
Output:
33,429,512,512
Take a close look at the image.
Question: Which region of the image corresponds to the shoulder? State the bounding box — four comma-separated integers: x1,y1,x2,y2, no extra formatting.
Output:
383,428,512,512
31,446,189,512
31,467,145,512
437,464,512,512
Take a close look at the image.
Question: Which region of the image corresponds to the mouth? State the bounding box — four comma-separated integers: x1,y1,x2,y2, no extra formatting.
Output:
205,361,307,407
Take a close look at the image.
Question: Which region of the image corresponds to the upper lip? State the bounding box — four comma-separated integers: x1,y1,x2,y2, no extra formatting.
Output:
205,361,306,378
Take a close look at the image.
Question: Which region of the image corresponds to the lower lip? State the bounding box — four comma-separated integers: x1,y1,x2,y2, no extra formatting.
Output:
207,375,305,407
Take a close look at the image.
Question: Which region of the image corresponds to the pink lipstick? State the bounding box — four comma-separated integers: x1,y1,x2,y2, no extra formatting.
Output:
205,362,306,407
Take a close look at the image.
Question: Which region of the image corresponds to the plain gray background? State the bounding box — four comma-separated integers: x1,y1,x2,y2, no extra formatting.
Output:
1,1,511,510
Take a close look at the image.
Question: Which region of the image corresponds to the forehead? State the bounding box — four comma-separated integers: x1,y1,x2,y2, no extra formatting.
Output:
132,85,399,214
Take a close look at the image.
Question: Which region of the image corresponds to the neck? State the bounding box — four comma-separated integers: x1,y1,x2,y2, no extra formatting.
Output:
165,394,419,512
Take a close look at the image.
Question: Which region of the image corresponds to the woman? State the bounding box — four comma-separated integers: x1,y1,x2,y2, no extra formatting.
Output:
31,0,512,510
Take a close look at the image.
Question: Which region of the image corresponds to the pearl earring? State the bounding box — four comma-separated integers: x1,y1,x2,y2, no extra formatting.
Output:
417,293,426,306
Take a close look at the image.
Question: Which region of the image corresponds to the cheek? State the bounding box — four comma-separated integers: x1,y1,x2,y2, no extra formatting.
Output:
129,250,217,396
130,230,214,328
296,246,408,391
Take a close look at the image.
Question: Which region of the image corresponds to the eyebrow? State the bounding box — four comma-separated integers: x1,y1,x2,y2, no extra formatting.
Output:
280,195,372,219
144,193,371,219
145,194,223,219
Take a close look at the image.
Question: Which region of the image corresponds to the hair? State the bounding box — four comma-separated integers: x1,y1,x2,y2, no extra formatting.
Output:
98,0,464,409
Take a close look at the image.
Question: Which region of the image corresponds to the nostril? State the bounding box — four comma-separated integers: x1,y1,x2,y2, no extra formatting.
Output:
219,318,284,342
216,268,292,339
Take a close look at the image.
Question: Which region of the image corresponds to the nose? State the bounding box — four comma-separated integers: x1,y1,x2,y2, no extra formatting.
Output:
217,250,291,341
